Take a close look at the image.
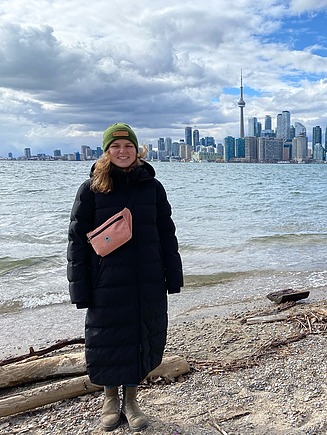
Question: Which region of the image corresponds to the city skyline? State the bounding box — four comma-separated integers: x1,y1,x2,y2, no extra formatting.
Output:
1,2,327,157
7,116,326,164
6,108,326,159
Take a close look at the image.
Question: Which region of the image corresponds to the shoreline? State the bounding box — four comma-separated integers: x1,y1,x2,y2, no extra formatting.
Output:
0,298,326,434
0,287,326,359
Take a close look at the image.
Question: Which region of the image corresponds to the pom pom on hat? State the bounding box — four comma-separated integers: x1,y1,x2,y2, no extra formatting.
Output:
102,123,138,152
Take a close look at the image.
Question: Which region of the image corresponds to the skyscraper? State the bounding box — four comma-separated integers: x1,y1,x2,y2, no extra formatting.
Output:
165,137,172,157
312,126,322,147
224,136,235,162
276,113,282,138
248,117,258,137
245,137,258,162
265,115,272,131
157,137,166,161
292,135,308,162
281,111,291,140
193,129,200,151
81,145,91,160
295,122,306,137
276,111,291,141
24,148,31,159
258,137,283,162
185,126,192,148
312,126,323,161
235,138,245,158
238,71,246,138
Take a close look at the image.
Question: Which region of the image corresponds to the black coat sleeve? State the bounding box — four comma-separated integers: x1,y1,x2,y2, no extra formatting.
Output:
67,180,95,307
155,180,183,294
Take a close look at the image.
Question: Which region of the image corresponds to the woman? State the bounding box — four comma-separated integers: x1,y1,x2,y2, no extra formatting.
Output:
67,122,183,432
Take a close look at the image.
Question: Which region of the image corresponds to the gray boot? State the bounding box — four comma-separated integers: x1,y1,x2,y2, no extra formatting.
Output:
122,386,149,431
100,386,121,431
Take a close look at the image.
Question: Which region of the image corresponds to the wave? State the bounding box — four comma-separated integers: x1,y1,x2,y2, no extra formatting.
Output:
0,233,67,245
249,232,327,246
0,256,62,276
179,242,239,254
0,292,69,314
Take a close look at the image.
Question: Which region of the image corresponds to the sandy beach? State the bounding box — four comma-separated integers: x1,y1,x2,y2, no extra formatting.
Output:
0,298,326,435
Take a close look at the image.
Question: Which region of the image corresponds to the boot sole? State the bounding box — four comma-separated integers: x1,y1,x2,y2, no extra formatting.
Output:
100,418,121,432
121,412,149,432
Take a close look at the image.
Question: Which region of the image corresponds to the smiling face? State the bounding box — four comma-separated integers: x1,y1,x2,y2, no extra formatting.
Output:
108,139,137,168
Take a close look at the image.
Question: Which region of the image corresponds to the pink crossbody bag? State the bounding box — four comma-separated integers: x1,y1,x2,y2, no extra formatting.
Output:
86,207,132,257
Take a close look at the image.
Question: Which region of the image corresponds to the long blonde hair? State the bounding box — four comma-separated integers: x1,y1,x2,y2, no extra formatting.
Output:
91,146,148,193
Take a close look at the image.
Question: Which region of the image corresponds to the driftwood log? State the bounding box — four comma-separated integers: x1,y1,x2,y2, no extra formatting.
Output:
0,352,86,389
147,354,190,381
0,375,101,418
0,355,189,417
0,353,189,390
246,313,289,325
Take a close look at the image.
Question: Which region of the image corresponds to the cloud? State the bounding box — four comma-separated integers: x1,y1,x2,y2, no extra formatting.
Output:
290,0,327,13
0,1,326,157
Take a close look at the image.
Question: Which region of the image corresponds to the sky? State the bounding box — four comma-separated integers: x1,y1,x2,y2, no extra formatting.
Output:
1,0,327,157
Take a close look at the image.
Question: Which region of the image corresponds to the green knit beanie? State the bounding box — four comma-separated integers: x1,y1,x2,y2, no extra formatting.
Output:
102,123,139,152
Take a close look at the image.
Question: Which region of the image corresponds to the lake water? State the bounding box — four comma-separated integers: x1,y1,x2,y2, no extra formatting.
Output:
0,160,326,356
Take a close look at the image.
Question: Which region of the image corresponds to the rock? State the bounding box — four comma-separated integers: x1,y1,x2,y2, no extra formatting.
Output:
266,288,310,304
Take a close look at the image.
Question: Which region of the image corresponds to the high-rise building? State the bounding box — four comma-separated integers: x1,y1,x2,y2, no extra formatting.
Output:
204,137,215,147
245,137,258,162
171,142,180,157
265,115,272,131
147,144,155,160
185,126,192,148
158,138,165,151
81,145,91,160
276,113,282,138
193,129,200,151
157,138,166,161
312,126,322,151
235,138,245,158
277,111,291,141
165,137,172,157
224,136,235,162
96,147,103,159
248,117,258,137
257,122,262,137
24,148,31,159
281,111,291,140
290,125,295,139
216,143,224,159
312,126,323,160
238,71,246,138
313,143,325,161
179,143,193,161
258,138,283,162
283,140,292,161
294,122,306,137
292,136,308,162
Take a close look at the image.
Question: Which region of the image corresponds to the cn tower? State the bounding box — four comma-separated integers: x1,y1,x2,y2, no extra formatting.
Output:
238,70,246,138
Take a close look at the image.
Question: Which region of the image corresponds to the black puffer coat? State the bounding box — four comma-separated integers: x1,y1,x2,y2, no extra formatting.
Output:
67,161,183,386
